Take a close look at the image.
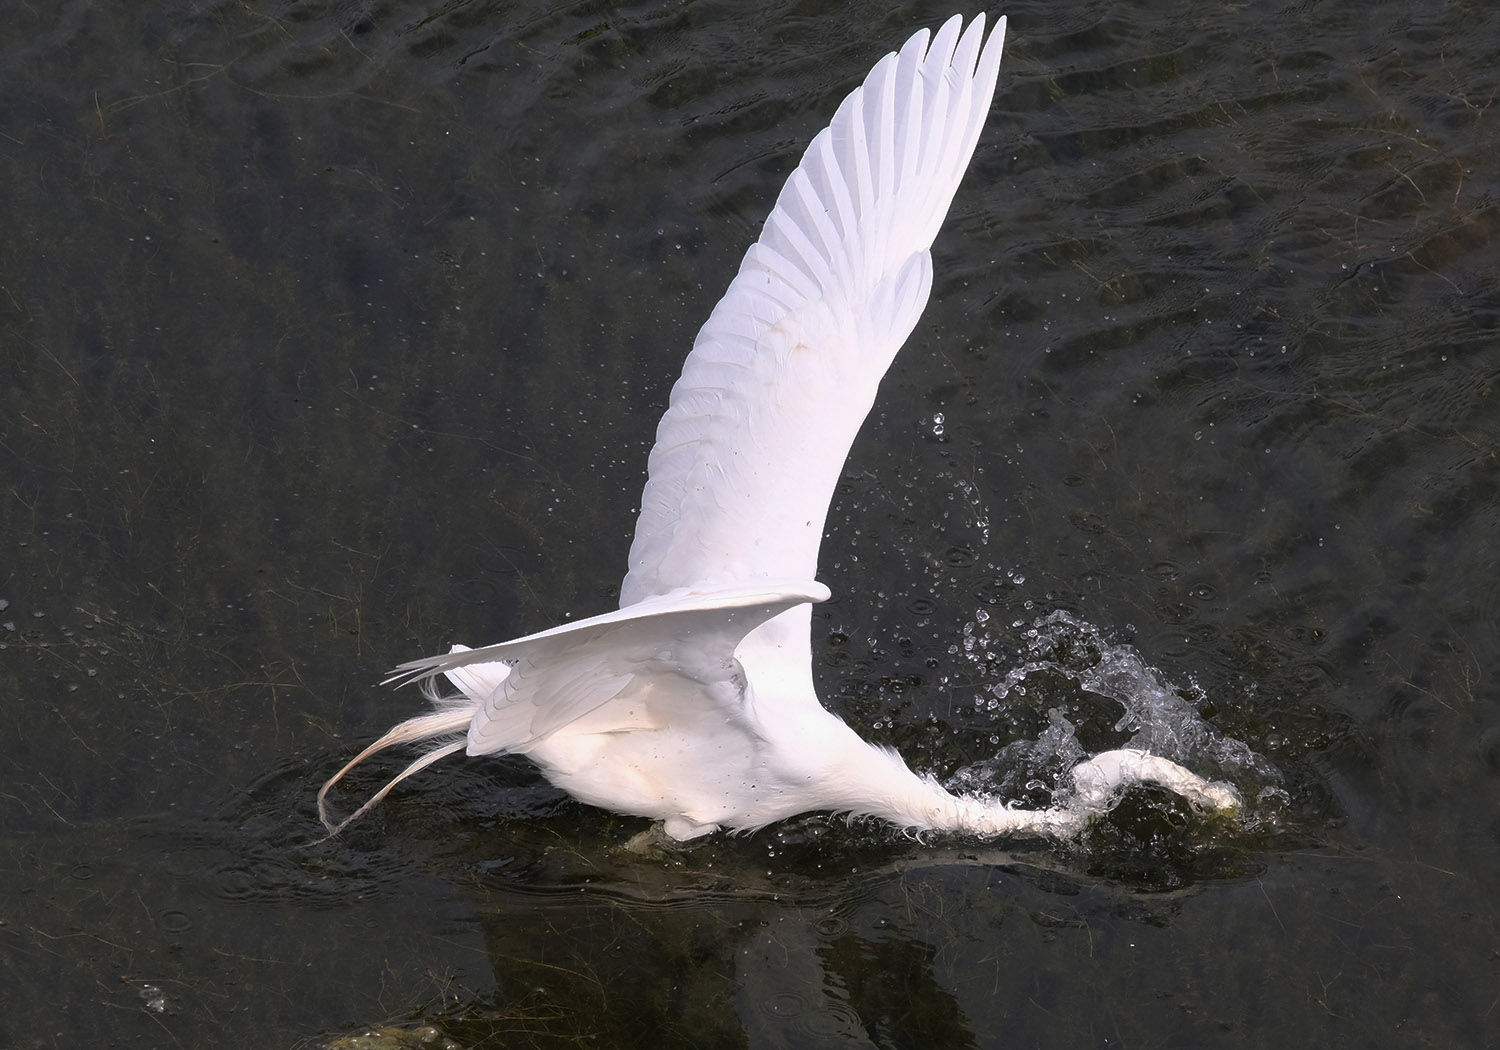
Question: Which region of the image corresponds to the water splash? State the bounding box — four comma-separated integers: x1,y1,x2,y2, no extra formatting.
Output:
947,609,1282,820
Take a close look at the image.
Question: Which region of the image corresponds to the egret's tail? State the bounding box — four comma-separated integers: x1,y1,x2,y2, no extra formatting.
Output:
316,645,506,836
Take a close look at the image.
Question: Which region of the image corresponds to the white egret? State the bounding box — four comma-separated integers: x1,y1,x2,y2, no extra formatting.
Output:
318,13,1239,841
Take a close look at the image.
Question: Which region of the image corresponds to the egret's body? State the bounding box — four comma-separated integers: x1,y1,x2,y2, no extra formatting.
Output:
319,14,1239,840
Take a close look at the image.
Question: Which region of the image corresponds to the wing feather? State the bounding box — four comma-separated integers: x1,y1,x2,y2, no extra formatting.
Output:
383,581,830,756
620,14,1006,608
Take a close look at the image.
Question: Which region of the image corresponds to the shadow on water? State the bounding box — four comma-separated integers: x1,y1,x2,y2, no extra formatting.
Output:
2,0,1498,1047
264,756,1273,1050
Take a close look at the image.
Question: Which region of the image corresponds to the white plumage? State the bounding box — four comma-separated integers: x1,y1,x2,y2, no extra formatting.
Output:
318,14,1239,841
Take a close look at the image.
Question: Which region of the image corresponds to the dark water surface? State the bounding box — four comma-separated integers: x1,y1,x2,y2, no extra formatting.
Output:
3,0,1497,1046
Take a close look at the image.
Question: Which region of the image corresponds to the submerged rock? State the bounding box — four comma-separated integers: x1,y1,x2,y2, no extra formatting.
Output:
326,1025,462,1050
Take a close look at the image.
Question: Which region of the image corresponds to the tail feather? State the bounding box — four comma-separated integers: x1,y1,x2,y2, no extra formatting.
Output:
316,688,476,836
319,644,514,836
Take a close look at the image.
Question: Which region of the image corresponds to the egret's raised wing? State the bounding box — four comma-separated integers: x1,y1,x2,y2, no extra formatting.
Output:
620,14,1006,608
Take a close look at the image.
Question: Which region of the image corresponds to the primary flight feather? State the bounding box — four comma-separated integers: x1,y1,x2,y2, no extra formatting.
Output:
318,13,1239,841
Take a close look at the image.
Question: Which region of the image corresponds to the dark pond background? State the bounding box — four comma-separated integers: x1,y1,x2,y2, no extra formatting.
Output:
3,0,1497,1047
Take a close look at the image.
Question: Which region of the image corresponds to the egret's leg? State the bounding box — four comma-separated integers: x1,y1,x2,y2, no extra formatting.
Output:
622,819,718,854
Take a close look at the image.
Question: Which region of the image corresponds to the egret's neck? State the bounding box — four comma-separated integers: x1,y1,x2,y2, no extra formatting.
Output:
815,732,1238,839
810,722,1082,839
